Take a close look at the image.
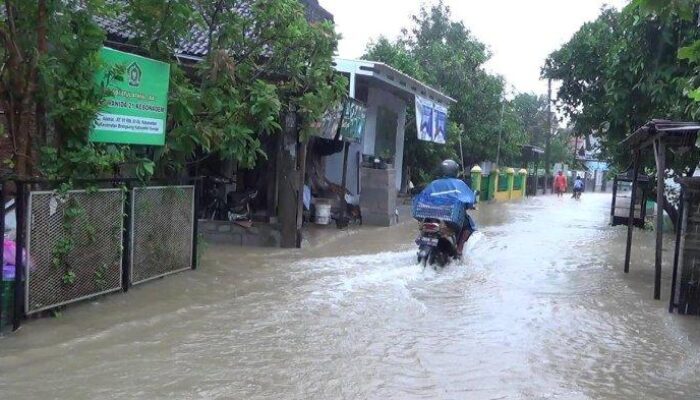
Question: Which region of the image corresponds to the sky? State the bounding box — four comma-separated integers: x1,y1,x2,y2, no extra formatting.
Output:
319,0,630,97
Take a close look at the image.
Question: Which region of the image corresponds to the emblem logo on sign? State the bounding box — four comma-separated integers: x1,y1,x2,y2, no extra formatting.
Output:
127,62,142,87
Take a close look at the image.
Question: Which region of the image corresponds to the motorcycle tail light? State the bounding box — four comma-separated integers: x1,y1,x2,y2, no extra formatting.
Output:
422,222,440,233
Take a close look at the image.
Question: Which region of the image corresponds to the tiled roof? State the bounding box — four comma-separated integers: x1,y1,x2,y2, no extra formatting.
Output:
98,0,334,59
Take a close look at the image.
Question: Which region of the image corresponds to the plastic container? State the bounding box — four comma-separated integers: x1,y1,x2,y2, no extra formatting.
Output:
315,202,332,225
412,200,466,227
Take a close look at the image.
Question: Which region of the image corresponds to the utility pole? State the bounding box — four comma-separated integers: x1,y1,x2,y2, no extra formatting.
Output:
495,96,506,168
458,132,466,176
544,78,552,194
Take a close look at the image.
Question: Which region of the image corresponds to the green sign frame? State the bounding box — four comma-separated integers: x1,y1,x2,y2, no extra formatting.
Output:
89,47,170,146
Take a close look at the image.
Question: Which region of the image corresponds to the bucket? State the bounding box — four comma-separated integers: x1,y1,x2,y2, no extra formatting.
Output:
315,202,332,225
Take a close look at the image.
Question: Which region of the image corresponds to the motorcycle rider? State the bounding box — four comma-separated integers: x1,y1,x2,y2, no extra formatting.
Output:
573,176,584,199
430,159,477,257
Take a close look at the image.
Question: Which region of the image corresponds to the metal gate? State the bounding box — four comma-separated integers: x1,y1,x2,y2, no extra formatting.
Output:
25,189,124,314
130,186,195,285
480,175,491,201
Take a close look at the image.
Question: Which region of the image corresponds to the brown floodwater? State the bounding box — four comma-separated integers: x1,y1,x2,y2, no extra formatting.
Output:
1,193,699,399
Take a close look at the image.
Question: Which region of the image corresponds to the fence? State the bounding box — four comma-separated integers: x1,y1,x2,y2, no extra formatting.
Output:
497,174,510,192
0,178,199,332
25,189,125,314
672,180,700,315
131,186,195,285
513,175,524,191
480,175,491,202
470,168,528,202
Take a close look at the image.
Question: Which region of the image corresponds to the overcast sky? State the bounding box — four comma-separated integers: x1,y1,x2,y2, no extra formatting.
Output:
320,0,629,96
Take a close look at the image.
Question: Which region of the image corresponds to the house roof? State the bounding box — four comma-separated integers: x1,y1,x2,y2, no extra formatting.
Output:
522,144,545,155
620,119,700,150
332,58,456,108
97,0,333,60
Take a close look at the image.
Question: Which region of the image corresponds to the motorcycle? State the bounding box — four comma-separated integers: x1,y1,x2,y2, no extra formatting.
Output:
415,218,461,269
412,177,477,270
204,176,258,222
226,189,258,221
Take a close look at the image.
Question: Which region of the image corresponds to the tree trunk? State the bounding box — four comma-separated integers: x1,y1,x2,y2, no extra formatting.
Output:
278,111,300,248
663,195,679,230
0,0,40,177
36,0,48,148
10,109,33,177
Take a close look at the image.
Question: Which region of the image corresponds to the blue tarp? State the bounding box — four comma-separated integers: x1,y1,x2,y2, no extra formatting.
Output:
415,178,476,207
412,179,475,226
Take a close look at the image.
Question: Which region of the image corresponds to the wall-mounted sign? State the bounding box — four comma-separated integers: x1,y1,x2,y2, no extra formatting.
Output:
313,97,367,143
416,95,448,144
340,98,367,143
89,47,170,146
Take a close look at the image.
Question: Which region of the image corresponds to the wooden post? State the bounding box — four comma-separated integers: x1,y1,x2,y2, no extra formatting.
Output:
295,140,308,248
337,141,350,228
610,178,618,222
534,156,540,196
670,186,685,313
266,136,279,222
544,79,552,194
624,151,641,274
654,139,666,300
279,112,300,248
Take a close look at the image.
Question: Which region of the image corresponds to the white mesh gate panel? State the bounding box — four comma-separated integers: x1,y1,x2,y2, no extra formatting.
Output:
25,189,124,314
130,186,194,285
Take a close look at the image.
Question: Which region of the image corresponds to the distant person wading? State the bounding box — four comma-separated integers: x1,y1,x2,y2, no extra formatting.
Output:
554,171,568,197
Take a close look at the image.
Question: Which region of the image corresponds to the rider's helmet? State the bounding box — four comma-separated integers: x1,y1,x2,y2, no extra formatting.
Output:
440,159,460,178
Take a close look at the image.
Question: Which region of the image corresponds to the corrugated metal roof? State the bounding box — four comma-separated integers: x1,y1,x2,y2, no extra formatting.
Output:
620,119,700,149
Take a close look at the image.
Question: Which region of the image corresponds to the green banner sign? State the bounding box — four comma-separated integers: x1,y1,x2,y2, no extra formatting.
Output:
312,97,367,143
89,47,170,146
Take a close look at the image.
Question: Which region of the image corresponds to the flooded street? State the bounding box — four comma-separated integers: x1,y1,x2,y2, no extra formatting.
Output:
2,193,700,399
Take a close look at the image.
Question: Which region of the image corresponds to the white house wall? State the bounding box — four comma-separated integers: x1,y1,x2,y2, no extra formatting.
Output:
324,87,408,193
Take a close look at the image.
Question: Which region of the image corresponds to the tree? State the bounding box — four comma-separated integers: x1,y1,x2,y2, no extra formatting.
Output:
544,2,700,225
0,0,344,180
0,1,139,179
129,0,344,177
511,93,551,149
364,2,532,184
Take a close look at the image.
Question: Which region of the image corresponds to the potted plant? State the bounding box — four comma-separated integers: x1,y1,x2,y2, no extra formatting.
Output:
379,149,394,168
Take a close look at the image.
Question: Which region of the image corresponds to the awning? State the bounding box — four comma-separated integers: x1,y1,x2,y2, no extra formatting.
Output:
620,119,700,150
332,58,456,108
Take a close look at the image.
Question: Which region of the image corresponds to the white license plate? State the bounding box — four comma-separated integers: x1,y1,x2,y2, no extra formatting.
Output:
419,237,439,246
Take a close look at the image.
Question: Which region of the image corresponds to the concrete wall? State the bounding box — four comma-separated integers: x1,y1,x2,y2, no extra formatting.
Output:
483,169,527,202
200,220,282,248
325,87,408,194
360,167,397,226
